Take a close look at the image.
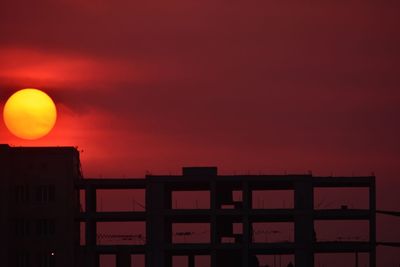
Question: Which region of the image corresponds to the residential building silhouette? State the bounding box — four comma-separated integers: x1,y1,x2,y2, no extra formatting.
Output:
1,145,378,267
0,144,81,267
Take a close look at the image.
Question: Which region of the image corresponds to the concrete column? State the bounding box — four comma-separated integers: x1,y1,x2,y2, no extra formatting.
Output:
210,180,217,267
164,252,171,267
85,187,97,245
242,181,249,267
369,179,376,267
294,178,314,267
84,248,98,267
0,147,10,267
188,255,195,267
85,186,97,267
117,250,131,267
146,182,152,267
147,181,165,267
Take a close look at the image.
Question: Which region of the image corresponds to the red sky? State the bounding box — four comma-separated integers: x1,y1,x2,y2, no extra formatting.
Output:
1,1,400,265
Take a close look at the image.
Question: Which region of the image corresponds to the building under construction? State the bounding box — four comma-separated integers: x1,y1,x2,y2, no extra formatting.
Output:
0,145,379,267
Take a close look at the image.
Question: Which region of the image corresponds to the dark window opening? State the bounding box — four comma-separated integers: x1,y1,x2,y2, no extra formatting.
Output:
97,222,146,245
171,191,210,210
315,253,369,267
314,220,369,242
48,185,55,201
36,185,55,203
15,185,29,203
131,254,145,267
96,189,145,212
16,251,30,267
99,254,116,267
251,190,294,209
172,256,188,267
251,222,294,243
171,255,210,267
36,219,55,236
314,188,369,210
172,223,210,244
80,222,86,245
256,254,295,267
79,190,86,212
36,252,55,267
15,219,30,237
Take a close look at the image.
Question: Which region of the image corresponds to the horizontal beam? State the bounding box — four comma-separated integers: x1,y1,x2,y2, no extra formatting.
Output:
315,241,372,253
313,177,374,188
80,245,146,253
148,175,311,183
314,209,370,220
164,209,296,222
78,211,146,221
78,209,374,222
76,179,146,189
76,176,375,190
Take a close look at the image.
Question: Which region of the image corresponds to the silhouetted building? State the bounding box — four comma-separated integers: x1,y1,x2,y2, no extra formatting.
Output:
0,144,81,267
1,145,377,267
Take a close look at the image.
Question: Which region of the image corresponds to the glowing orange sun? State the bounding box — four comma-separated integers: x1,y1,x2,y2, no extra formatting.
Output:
3,88,57,140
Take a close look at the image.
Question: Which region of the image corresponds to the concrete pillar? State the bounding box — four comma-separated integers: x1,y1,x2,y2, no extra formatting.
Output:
242,181,249,267
210,180,217,267
188,255,195,267
85,187,97,267
83,248,98,267
369,179,376,267
0,147,10,267
147,181,166,267
294,178,314,267
117,251,131,267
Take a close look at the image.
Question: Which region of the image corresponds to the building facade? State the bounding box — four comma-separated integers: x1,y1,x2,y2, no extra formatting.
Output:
1,145,376,267
0,144,81,267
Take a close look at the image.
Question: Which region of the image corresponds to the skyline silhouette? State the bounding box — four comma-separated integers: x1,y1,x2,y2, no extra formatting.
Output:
1,1,400,266
2,145,399,267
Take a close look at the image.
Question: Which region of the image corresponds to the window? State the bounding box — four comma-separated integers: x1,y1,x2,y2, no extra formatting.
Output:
171,190,210,210
15,219,30,237
36,252,55,267
15,185,29,203
251,190,294,209
172,223,210,244
251,222,294,243
131,255,145,267
96,222,146,245
36,219,55,236
36,185,55,203
99,254,116,267
96,189,145,212
48,185,55,201
16,252,29,267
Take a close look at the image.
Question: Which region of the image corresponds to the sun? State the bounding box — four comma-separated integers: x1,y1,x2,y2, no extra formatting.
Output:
3,88,57,140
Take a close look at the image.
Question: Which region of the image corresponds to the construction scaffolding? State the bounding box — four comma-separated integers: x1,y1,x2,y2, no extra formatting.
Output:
77,166,377,267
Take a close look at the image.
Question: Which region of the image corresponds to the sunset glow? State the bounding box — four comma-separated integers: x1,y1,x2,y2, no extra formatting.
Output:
0,1,400,264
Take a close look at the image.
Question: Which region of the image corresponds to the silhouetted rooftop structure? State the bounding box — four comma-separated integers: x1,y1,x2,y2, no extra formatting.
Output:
1,144,379,267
